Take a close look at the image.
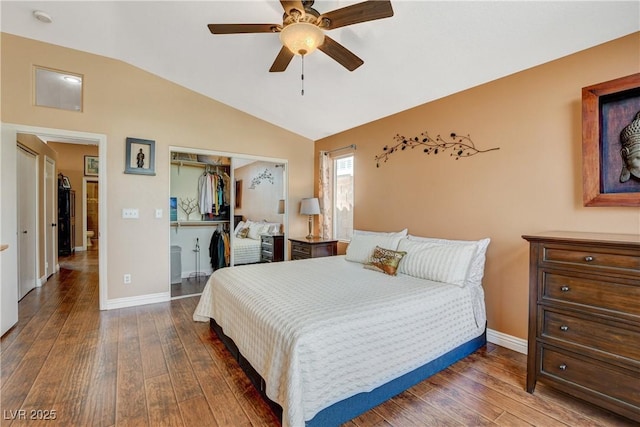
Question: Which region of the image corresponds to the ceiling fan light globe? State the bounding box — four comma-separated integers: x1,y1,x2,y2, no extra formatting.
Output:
280,22,324,56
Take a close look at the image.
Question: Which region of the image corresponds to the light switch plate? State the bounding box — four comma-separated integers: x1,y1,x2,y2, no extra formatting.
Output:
122,208,139,219
155,208,163,219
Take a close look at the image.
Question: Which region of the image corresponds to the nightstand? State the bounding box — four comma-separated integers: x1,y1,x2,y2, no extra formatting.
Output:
260,234,284,263
289,237,338,260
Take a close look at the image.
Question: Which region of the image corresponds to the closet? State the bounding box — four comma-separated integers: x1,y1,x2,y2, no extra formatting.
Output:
169,149,288,298
170,153,231,296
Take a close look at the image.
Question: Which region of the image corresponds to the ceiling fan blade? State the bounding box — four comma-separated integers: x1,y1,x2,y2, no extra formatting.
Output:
269,46,295,72
320,0,394,30
318,36,364,71
208,23,279,34
280,0,305,16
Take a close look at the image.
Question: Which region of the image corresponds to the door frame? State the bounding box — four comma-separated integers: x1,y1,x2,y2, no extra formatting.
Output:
1,123,108,310
44,155,57,278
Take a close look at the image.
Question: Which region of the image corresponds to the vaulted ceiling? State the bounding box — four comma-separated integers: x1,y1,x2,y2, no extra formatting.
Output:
2,1,639,140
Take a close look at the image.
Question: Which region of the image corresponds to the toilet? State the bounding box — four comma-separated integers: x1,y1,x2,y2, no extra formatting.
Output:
86,230,95,247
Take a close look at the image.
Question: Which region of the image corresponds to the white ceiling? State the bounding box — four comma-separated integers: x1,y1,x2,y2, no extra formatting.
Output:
2,1,639,141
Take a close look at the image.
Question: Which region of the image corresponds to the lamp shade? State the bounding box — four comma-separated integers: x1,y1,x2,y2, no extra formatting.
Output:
277,199,285,214
300,197,321,215
280,22,325,56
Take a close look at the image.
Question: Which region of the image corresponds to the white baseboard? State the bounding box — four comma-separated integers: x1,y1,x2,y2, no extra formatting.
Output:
106,292,171,310
487,328,528,355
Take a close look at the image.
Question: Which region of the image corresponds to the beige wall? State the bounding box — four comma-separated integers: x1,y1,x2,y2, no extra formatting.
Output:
234,161,285,226
316,32,640,340
2,33,313,301
49,142,99,249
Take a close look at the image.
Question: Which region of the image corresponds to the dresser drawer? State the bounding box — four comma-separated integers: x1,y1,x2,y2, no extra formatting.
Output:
541,309,640,363
542,271,640,317
261,239,274,250
291,242,311,257
540,346,640,410
542,245,640,274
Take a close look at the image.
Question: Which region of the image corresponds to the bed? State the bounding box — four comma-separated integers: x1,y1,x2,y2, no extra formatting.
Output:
194,231,490,427
232,219,280,265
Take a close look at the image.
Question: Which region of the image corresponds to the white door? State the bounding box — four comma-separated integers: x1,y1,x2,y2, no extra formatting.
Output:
45,156,56,278
17,146,38,299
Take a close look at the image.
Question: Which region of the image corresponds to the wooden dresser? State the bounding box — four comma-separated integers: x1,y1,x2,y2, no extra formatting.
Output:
522,231,640,422
289,237,338,260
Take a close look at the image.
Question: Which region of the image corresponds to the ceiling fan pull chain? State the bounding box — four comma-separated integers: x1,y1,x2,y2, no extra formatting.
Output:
301,54,305,96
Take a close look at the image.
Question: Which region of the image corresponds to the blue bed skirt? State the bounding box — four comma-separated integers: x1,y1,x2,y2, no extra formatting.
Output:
210,319,486,426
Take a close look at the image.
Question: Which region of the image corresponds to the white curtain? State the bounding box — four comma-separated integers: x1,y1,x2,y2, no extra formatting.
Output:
318,151,333,239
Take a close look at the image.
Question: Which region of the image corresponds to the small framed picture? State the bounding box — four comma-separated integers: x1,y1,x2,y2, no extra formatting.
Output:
84,155,99,176
125,137,156,176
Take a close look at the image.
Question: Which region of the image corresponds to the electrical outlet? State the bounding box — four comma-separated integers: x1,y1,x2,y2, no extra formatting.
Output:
122,208,139,219
123,274,131,284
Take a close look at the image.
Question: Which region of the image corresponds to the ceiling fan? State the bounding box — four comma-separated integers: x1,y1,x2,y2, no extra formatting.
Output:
207,0,394,72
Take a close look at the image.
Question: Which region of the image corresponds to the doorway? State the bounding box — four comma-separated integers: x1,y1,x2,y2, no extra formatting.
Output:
83,178,99,251
17,145,38,299
2,123,108,313
168,146,288,299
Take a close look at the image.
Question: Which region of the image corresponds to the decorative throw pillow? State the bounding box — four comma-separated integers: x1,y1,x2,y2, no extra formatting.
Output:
236,227,249,239
364,246,407,276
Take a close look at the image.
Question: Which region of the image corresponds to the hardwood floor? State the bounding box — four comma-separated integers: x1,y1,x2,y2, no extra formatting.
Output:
1,250,636,426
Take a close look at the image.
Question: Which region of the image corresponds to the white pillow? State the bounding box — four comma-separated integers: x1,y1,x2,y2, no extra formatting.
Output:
397,239,476,287
247,222,268,240
345,229,408,263
233,220,246,236
406,235,490,288
261,222,281,234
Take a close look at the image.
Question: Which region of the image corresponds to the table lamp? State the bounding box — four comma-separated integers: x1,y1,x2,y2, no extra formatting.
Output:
300,197,320,239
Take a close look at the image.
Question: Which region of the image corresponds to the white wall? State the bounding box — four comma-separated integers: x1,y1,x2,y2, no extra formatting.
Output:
1,125,19,335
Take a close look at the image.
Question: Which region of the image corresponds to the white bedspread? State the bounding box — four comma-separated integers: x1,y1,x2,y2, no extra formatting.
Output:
232,237,261,265
193,256,485,427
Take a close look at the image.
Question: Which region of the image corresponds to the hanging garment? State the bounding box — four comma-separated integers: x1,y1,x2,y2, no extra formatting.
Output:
198,173,213,214
209,229,229,271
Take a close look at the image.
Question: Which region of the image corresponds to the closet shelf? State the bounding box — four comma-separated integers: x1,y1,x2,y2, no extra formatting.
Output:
171,159,230,171
171,221,229,227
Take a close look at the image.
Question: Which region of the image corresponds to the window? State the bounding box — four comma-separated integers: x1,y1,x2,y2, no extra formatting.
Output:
333,155,354,241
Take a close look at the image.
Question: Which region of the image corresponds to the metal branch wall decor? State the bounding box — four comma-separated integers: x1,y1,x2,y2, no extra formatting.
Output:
249,168,274,189
375,132,499,167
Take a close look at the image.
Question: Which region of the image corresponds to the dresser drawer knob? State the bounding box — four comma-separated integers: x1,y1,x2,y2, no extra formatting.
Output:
560,325,569,331
584,256,594,262
560,286,570,292
559,364,567,371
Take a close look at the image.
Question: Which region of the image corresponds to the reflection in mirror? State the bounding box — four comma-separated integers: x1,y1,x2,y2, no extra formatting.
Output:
34,66,83,111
